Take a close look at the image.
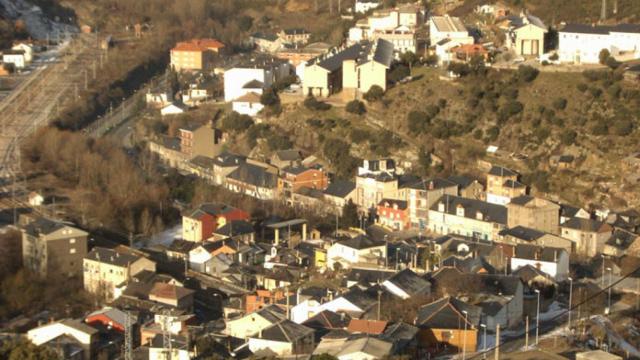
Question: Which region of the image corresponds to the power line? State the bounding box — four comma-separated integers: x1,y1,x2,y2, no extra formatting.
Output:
469,264,640,359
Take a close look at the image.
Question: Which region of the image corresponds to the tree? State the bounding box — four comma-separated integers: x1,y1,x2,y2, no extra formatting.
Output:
599,48,611,65
345,100,366,115
560,129,577,145
605,56,620,69
364,85,384,102
341,200,359,229
237,15,253,32
260,88,279,106
0,338,61,360
389,64,410,82
612,119,633,136
448,62,470,77
407,111,427,133
552,98,568,110
221,111,254,132
417,146,432,176
304,96,331,111
517,65,539,82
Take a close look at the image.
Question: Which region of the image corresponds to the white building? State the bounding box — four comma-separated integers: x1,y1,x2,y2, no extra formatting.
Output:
232,92,264,117
355,0,381,14
160,102,186,116
559,23,640,64
510,245,570,281
326,235,387,269
223,58,291,102
3,51,26,69
429,15,473,46
12,43,34,62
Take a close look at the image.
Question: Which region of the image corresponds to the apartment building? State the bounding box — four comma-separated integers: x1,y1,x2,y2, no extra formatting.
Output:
486,165,527,205
170,39,225,71
506,195,560,234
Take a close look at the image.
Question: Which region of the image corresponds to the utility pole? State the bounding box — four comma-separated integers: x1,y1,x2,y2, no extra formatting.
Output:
494,324,500,360
84,70,88,90
601,0,607,21
525,316,529,349
377,289,382,320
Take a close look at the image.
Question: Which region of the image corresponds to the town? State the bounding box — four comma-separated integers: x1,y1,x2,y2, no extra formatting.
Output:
0,0,639,360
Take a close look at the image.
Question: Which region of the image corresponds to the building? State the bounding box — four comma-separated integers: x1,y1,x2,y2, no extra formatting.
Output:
355,0,381,13
372,26,418,55
498,226,573,252
486,165,526,205
21,217,88,277
402,178,458,230
323,180,357,214
559,23,640,64
178,122,224,159
212,152,246,186
226,162,281,200
12,42,33,62
2,50,26,69
510,244,570,281
560,218,613,257
447,175,485,200
603,228,640,257
27,319,99,360
415,296,479,353
231,92,264,117
382,269,431,299
148,282,195,310
248,320,315,356
160,102,186,116
223,57,291,102
327,235,387,269
377,198,409,231
303,39,394,97
504,14,547,57
224,305,287,338
355,159,400,210
278,28,311,45
182,203,250,242
170,38,225,71
281,165,329,197
251,32,282,53
506,195,560,235
429,15,473,46
83,247,156,301
428,195,508,241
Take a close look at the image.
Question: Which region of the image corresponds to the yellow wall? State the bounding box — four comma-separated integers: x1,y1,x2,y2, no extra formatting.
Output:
343,59,358,89
515,24,546,56
358,61,388,92
302,65,329,97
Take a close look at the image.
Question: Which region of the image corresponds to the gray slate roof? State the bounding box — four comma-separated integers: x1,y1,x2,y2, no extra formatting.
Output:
384,269,431,297
415,297,481,329
85,247,141,267
255,320,314,342
488,165,518,177
431,195,508,225
309,39,393,72
227,163,278,188
499,226,545,241
338,235,385,250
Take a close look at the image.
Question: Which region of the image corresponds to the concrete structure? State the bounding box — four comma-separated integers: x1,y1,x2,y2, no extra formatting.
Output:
401,178,458,230
248,320,315,356
224,305,286,338
561,218,612,257
278,28,311,45
28,319,98,360
428,195,508,241
327,235,387,269
83,247,156,301
377,198,409,231
507,195,560,234
170,39,224,71
226,162,281,200
510,244,570,281
355,0,381,13
505,14,547,57
303,39,393,97
182,203,250,242
559,23,640,64
21,217,88,278
178,122,224,159
429,15,472,46
499,226,573,253
12,42,33,62
160,103,186,116
223,57,291,102
231,92,264,117
486,165,526,205
2,50,26,69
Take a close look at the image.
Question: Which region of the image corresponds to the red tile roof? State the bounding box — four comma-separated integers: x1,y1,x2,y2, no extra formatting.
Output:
347,319,388,335
172,39,225,52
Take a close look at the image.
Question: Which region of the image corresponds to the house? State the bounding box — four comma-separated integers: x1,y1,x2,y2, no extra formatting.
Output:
251,32,283,53
401,178,458,230
560,217,613,257
428,195,508,241
374,26,418,55
327,235,387,269
302,310,351,340
271,149,303,169
559,23,640,64
27,319,99,360
2,50,26,69
248,320,315,356
178,122,225,159
226,162,281,200
224,304,286,338
504,13,547,57
560,204,591,224
181,203,250,242
447,175,485,200
148,282,195,310
278,28,311,45
12,42,34,62
323,180,357,214
21,217,88,278
212,151,246,186
223,56,291,102
415,296,480,353
347,319,388,335
318,286,378,317
450,43,490,62
231,92,264,117
507,195,560,235
510,244,570,281
27,191,44,206
281,165,329,200
498,226,573,253
377,198,410,231
382,268,431,299
576,350,623,360
313,335,393,359
83,247,156,301
486,165,526,205
429,15,473,46
303,39,394,97
355,0,382,13
170,38,224,71
160,102,186,116
603,228,640,257
148,334,191,360
85,307,131,333
276,42,332,71
145,90,172,108
512,264,556,289
355,159,401,210
212,219,256,244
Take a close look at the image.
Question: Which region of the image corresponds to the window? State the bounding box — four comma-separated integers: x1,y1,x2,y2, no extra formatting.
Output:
69,238,76,244
70,248,76,254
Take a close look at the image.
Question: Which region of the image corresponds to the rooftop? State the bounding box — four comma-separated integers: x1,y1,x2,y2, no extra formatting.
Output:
430,15,468,33
431,195,508,225
85,247,141,267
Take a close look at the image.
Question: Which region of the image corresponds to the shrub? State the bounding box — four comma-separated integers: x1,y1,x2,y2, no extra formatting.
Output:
607,84,622,98
304,96,331,111
591,121,608,135
345,100,366,115
260,88,279,106
577,83,588,92
407,111,428,133
533,126,550,142
266,133,293,150
486,126,500,141
613,119,633,136
473,129,483,139
549,53,559,61
605,56,620,69
389,65,410,82
589,87,602,98
560,130,577,145
364,85,385,102
306,118,322,128
502,101,524,117
222,111,254,132
517,65,539,82
350,128,370,143
552,98,568,111
599,48,610,65
448,62,471,77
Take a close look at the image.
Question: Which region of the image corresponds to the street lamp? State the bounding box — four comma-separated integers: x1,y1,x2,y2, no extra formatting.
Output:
462,310,468,360
567,277,573,329
606,267,613,315
534,289,541,346
480,323,487,359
